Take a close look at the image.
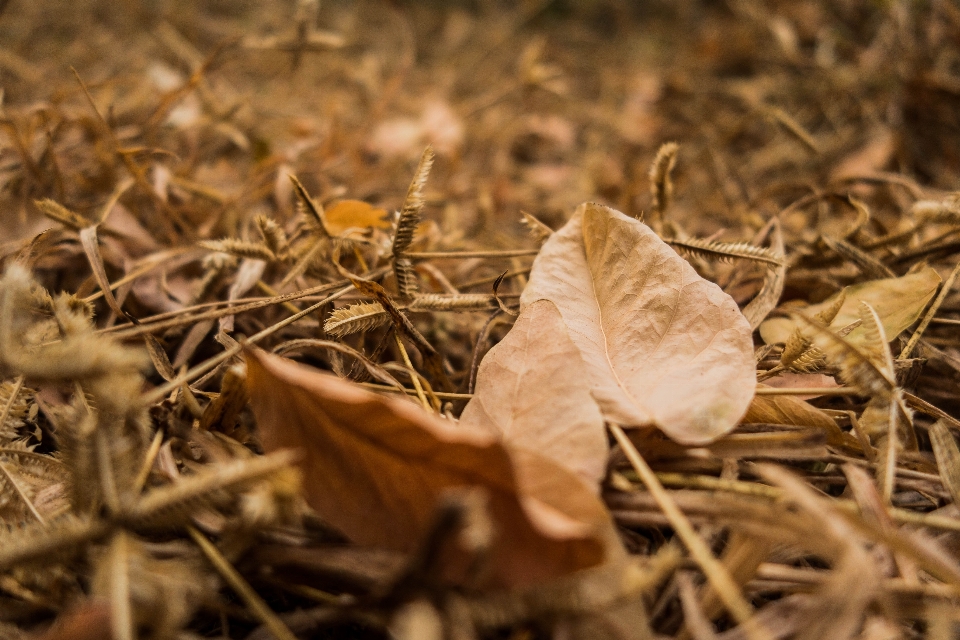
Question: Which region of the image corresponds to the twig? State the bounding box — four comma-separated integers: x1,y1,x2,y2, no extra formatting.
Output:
394,333,430,411
608,424,764,634
754,386,860,396
137,284,354,407
359,382,472,401
406,249,540,260
188,526,298,640
133,429,164,493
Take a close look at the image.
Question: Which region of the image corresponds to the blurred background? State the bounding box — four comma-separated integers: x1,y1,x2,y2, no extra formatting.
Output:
1,0,958,278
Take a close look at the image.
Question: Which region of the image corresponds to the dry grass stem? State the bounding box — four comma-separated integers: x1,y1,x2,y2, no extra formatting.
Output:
3,3,960,638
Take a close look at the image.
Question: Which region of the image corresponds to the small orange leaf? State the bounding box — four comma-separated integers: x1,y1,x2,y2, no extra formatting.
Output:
245,349,615,588
325,199,391,235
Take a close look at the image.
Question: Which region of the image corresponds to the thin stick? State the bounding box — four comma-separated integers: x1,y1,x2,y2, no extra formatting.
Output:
359,382,472,401
881,398,898,504
406,249,540,259
188,526,298,640
256,279,301,315
394,333,430,411
900,259,960,360
931,318,960,326
642,470,960,533
754,386,860,396
133,429,164,493
104,267,389,338
107,530,134,640
609,424,761,631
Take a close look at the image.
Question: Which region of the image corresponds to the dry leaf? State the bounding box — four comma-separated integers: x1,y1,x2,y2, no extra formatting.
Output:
743,387,849,448
220,258,267,332
760,267,941,347
460,299,607,489
368,100,463,159
325,199,391,235
245,349,614,588
520,203,755,445
35,600,112,640
830,128,897,183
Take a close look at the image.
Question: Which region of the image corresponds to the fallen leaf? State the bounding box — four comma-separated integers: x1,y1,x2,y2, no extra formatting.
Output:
519,203,756,445
460,299,608,489
245,349,614,588
367,99,464,159
220,258,267,332
759,267,941,346
830,128,897,183
743,386,850,448
325,199,391,235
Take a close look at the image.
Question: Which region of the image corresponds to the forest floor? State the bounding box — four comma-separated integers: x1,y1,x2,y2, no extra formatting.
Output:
2,1,960,639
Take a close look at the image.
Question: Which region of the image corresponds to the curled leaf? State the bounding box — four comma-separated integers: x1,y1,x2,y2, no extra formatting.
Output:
520,203,755,445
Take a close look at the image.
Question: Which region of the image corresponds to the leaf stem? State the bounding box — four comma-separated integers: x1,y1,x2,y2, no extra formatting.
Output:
133,428,164,493
753,386,859,396
406,249,540,259
394,333,431,411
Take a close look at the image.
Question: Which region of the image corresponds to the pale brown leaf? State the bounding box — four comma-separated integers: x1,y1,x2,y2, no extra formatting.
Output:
245,349,614,588
460,299,607,489
520,203,755,445
830,128,896,182
79,226,127,321
760,267,941,347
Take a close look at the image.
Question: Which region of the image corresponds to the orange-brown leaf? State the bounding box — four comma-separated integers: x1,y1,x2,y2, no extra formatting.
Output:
245,349,613,588
325,199,391,235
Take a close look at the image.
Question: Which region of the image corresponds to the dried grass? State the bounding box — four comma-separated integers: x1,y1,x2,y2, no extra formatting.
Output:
1,1,960,638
